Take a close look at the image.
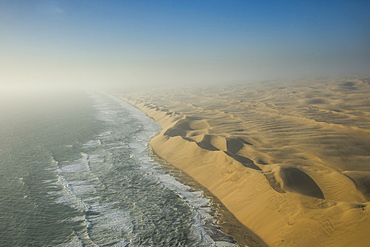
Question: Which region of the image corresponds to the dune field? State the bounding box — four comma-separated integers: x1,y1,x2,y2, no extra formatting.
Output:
119,76,370,246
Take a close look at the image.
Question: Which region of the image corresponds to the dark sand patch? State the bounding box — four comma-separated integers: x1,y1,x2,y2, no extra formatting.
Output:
224,151,262,171
197,135,220,151
343,171,370,201
226,138,245,153
164,128,186,137
280,167,324,199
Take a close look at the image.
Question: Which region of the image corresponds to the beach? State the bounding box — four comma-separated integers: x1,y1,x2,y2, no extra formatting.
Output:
119,76,370,246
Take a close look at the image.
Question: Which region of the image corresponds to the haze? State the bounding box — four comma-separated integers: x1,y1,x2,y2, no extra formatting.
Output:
1,0,369,91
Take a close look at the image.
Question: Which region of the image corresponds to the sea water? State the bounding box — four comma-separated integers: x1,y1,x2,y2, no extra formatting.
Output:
0,90,238,246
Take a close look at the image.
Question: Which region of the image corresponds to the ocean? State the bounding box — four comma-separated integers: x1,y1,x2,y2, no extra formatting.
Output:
0,90,238,246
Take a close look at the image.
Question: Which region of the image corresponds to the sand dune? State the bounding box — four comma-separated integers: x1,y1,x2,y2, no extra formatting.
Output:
118,76,370,246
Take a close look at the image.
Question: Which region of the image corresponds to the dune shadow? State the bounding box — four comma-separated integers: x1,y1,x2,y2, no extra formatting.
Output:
280,167,324,199
226,138,245,153
343,172,370,201
224,151,262,171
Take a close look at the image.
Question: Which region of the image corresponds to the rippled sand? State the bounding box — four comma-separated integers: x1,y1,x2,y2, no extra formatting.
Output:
119,76,370,246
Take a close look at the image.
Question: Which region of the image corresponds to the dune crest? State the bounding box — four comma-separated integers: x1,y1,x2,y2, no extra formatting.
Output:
120,76,370,246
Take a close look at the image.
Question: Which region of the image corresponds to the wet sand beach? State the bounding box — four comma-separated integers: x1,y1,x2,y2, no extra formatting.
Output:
118,76,370,246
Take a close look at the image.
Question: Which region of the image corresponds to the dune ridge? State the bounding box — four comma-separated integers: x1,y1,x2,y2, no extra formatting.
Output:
119,76,370,246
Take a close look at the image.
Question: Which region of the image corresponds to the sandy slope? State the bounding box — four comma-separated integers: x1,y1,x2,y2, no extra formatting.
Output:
119,76,370,246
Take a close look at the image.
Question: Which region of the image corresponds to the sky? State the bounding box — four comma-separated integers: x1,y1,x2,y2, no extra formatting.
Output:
0,0,369,90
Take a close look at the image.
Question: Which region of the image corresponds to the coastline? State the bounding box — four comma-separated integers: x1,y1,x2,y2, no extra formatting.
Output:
149,148,268,247
116,76,370,246
116,92,267,247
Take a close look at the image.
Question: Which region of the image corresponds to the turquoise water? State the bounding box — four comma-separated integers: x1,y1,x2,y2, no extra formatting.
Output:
0,91,237,246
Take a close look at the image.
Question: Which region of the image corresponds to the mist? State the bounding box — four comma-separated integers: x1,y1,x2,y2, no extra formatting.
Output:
1,0,369,91
1,2,370,246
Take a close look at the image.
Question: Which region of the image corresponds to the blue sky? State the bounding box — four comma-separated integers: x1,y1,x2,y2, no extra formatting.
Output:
1,0,369,89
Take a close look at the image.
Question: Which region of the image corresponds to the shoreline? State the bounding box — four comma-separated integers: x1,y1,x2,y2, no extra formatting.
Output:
120,95,269,246
116,92,266,246
116,76,370,246
150,148,268,247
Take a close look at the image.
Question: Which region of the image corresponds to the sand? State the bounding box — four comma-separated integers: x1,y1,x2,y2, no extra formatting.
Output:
118,76,370,246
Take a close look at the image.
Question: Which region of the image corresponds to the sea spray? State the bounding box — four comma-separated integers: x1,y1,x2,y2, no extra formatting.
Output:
0,90,239,246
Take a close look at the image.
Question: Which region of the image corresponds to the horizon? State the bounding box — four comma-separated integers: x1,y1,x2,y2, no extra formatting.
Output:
1,0,369,91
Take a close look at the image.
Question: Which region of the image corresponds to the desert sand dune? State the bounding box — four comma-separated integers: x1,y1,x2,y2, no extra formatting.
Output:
119,76,370,246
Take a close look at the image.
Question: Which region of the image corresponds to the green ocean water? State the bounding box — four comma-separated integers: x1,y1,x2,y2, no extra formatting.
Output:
0,91,237,246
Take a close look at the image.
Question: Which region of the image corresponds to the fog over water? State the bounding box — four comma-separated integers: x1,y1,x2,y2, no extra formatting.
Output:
0,90,240,246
